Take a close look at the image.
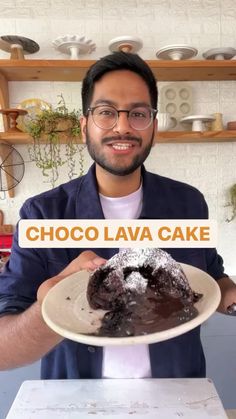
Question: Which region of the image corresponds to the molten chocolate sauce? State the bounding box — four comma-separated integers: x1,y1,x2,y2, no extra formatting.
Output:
95,288,201,337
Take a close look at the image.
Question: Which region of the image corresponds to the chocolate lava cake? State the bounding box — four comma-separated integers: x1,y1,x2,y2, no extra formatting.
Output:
87,248,202,337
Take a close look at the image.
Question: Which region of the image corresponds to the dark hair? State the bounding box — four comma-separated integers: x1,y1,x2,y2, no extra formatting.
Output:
81,52,158,115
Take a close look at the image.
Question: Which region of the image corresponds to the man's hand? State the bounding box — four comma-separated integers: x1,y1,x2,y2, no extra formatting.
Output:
217,276,236,314
37,250,106,305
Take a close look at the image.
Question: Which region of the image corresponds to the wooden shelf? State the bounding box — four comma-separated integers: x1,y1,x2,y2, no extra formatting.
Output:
156,130,236,143
1,130,236,144
0,131,83,144
1,58,236,198
0,59,236,82
0,132,34,144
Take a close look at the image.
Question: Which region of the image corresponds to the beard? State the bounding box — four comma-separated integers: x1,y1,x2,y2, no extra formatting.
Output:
85,127,155,176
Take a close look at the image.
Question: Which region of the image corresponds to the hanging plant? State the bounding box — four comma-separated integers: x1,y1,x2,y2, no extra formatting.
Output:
27,95,85,187
225,183,236,222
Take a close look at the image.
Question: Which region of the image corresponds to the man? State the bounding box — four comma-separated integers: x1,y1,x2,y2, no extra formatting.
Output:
0,52,235,379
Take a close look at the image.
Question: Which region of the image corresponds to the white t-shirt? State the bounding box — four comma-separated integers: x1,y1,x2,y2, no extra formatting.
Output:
99,185,143,220
99,185,152,378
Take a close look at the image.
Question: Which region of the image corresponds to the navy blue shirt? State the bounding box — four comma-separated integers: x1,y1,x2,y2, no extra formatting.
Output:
0,164,227,379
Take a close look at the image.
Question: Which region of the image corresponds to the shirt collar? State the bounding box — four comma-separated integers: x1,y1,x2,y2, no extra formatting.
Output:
75,163,168,220
75,163,104,220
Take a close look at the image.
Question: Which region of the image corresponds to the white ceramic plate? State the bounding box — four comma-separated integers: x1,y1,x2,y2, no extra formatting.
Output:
42,263,221,346
17,98,51,132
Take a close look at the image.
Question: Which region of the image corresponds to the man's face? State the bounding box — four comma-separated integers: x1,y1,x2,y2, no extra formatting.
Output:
80,70,157,176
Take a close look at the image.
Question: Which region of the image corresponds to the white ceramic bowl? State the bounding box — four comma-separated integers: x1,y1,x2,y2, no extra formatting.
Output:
157,112,176,131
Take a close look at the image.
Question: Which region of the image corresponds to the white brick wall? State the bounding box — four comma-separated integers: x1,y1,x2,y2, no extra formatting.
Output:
0,0,236,274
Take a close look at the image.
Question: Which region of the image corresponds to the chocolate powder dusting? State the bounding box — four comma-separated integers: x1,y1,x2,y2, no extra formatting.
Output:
87,248,202,337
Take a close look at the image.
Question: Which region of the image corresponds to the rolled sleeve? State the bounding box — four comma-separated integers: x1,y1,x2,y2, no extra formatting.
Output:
206,248,228,281
0,202,48,316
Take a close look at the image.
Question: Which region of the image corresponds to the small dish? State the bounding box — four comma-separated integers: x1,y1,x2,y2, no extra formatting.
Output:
17,98,51,132
42,263,221,347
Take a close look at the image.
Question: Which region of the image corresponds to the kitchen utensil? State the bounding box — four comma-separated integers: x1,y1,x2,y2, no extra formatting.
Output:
157,112,176,131
52,35,96,59
108,36,143,53
0,143,25,191
156,44,198,60
0,108,27,132
159,83,193,129
180,115,215,131
0,35,39,59
17,98,51,132
203,47,236,60
211,113,223,131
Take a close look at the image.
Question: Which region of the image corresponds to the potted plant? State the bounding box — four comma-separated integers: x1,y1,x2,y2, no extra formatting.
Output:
27,95,85,187
225,184,236,222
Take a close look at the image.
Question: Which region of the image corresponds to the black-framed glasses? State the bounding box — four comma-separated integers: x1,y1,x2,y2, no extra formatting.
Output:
87,105,157,131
